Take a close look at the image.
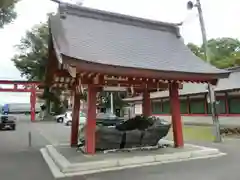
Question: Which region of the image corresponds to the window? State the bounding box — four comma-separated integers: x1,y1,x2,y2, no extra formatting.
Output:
152,101,161,114
162,101,170,114
189,99,205,114
207,98,226,114
229,98,240,114
180,100,188,114
217,99,226,114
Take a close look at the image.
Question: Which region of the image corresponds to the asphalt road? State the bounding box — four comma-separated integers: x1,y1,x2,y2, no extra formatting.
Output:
0,116,55,180
1,115,240,180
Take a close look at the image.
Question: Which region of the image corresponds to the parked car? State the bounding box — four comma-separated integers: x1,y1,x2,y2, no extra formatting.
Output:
64,111,86,126
64,111,124,127
96,112,125,126
54,113,67,123
0,115,16,130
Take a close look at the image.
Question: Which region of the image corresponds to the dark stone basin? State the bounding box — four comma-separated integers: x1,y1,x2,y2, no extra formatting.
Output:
95,126,124,150
94,116,171,151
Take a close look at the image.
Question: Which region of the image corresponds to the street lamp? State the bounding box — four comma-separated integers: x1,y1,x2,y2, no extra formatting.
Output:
187,0,222,142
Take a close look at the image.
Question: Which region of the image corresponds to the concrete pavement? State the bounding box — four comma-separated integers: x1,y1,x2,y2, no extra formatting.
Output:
0,116,55,180
81,139,240,180
0,115,240,180
0,115,85,180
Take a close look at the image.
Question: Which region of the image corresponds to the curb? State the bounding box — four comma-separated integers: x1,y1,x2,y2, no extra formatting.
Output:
41,142,226,177
40,148,65,178
45,145,71,173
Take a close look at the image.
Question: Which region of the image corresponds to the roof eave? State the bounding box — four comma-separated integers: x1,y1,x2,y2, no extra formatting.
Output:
62,55,231,83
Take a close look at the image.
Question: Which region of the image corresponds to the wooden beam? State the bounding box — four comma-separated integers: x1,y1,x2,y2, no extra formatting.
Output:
65,64,76,78
0,80,41,85
0,89,32,93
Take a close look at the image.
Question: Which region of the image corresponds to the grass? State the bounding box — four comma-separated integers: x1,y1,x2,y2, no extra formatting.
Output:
182,125,214,141
167,125,214,142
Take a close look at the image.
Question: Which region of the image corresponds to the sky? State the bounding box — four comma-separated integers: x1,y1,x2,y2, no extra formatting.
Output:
0,0,239,104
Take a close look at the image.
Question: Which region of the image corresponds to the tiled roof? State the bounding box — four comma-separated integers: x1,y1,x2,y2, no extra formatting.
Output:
215,70,240,91
124,67,240,102
49,3,229,78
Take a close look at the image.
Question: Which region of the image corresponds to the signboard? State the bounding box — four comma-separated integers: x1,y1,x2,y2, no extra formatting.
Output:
104,76,128,81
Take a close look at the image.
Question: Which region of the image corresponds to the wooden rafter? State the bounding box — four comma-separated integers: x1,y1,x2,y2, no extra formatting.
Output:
50,70,186,92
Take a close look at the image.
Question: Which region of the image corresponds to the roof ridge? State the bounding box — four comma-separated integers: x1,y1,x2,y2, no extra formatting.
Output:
58,2,180,36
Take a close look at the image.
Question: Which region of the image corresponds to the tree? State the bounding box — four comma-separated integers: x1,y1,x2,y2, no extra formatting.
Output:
187,37,240,69
187,43,204,60
12,21,128,114
0,0,19,28
12,23,48,80
12,22,64,113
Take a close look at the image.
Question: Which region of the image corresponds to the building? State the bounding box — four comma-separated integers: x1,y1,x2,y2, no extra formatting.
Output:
124,67,240,116
45,3,229,153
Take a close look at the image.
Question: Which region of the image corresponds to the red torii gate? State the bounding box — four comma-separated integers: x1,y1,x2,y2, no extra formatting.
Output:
0,80,42,122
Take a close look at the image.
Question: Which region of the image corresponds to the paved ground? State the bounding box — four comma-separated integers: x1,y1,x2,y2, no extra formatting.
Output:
83,140,240,180
156,115,240,127
1,115,240,180
0,115,55,180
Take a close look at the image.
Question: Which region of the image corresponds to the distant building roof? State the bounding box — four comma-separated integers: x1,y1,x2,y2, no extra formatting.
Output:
48,3,229,81
124,67,240,102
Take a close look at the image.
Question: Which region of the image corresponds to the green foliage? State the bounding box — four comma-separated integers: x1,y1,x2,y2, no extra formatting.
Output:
11,22,65,114
0,0,19,28
187,37,240,69
187,43,205,60
12,23,49,80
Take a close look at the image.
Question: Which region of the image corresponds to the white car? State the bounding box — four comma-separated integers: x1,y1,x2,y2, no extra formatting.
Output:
55,113,66,123
63,111,86,126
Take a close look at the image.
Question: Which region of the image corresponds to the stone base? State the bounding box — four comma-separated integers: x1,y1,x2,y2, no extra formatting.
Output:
40,140,226,178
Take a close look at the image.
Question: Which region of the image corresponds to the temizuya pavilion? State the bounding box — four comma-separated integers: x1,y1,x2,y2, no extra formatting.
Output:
45,3,230,154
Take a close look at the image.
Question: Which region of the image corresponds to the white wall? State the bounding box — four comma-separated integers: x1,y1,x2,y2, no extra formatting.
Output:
134,104,142,115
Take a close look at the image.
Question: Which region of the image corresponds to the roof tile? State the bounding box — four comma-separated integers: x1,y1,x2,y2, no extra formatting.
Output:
49,3,229,77
124,68,240,101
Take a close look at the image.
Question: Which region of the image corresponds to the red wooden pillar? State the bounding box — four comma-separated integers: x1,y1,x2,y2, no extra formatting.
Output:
204,94,208,114
142,89,151,116
70,91,81,147
169,82,184,148
13,84,17,90
225,92,229,114
85,85,97,154
30,85,36,122
187,96,190,114
160,99,163,112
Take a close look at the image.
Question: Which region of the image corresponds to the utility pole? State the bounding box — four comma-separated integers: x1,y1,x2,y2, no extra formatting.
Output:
187,0,221,142
110,92,114,114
